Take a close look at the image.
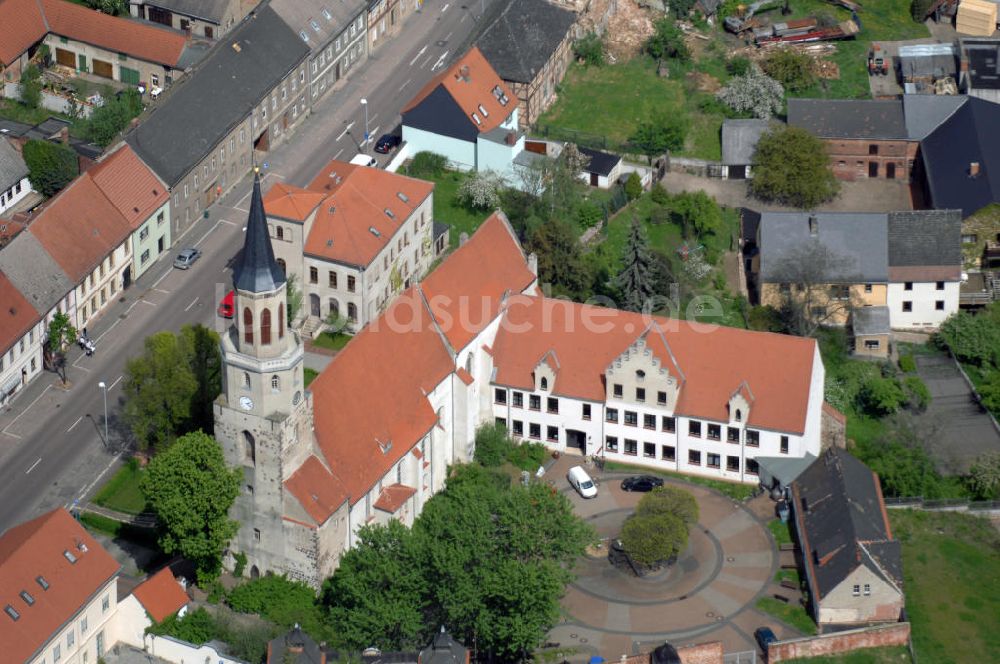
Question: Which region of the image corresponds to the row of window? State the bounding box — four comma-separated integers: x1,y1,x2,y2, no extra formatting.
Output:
309,266,357,292
242,306,285,345
610,382,669,405
507,419,560,442
901,300,945,312
603,436,760,474
0,179,23,207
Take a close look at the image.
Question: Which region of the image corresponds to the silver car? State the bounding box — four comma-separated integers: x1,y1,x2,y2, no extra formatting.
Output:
173,247,202,269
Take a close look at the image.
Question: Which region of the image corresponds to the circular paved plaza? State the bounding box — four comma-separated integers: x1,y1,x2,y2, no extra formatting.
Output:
546,458,792,659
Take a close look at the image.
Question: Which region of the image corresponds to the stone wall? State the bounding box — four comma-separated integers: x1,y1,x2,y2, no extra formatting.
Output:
768,622,910,662
621,641,724,664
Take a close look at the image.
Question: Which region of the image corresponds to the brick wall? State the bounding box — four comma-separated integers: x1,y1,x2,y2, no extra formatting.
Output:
620,641,724,664
823,139,918,182
768,622,910,662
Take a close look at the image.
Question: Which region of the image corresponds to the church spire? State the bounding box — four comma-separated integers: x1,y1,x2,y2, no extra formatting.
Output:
234,171,285,293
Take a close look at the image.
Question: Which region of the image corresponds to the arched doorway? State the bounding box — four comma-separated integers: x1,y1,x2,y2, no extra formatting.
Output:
250,565,260,579
309,293,320,317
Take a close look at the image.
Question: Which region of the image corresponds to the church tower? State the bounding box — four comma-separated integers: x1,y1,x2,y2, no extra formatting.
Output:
214,171,314,579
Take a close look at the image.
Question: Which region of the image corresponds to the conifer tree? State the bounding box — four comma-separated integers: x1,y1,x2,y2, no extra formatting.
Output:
615,218,656,312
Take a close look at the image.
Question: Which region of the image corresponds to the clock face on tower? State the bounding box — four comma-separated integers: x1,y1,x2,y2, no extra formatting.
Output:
239,396,254,411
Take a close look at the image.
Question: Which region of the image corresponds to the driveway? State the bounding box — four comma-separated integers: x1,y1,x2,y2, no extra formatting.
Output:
914,354,1000,474
545,455,805,660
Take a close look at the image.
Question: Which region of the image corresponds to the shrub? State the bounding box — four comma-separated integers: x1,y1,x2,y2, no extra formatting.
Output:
748,305,786,333
903,375,931,412
456,170,502,209
630,112,688,156
967,451,1000,500
669,0,697,16
636,486,699,526
761,49,816,92
19,64,42,110
473,423,513,467
911,0,935,21
573,32,605,67
859,377,905,417
407,151,447,178
898,354,917,373
620,512,688,567
85,88,143,147
645,19,690,62
715,64,785,119
726,56,752,77
577,200,603,229
650,182,670,205
227,575,324,634
624,172,643,200
506,441,547,471
933,307,1000,368
233,552,247,578
22,139,79,197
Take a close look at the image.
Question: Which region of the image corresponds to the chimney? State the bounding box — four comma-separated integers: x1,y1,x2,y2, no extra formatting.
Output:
58,127,69,145
459,65,470,81
808,214,818,236
505,131,517,146
970,161,981,177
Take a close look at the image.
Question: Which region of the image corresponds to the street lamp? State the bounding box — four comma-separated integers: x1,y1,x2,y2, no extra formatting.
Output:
98,381,108,446
360,98,369,149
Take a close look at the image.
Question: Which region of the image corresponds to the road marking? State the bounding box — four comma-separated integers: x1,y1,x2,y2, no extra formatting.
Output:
67,416,83,433
334,147,345,160
4,386,51,435
336,121,355,141
0,430,21,439
432,51,450,71
184,296,199,312
95,318,120,343
151,268,172,290
445,31,453,41
442,2,449,11
154,288,170,294
25,458,41,474
234,206,248,213
422,55,434,68
218,219,238,227
139,300,157,307
74,448,127,504
368,112,379,126
109,375,123,390
460,12,466,22
401,77,412,89
368,125,381,142
409,45,428,66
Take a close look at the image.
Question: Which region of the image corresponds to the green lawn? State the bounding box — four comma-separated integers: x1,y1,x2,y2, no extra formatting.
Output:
769,518,793,546
775,567,801,585
80,512,123,538
311,331,351,351
603,460,757,501
756,596,818,635
782,646,912,663
304,368,319,387
420,170,492,247
891,509,1000,663
92,459,147,515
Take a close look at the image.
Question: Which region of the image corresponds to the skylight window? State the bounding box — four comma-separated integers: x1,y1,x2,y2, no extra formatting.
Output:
471,112,482,125
384,208,395,219
397,192,409,203
369,227,381,237
19,591,34,606
4,605,19,622
63,550,77,564
322,7,333,20
478,104,489,117
299,31,310,42
35,576,49,591
310,19,321,32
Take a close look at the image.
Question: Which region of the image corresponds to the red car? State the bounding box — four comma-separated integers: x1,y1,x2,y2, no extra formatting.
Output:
218,290,235,318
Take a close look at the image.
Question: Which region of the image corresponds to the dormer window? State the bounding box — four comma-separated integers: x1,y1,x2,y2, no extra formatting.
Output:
471,112,482,125
478,104,489,117
19,591,34,606
540,376,548,391
735,409,742,422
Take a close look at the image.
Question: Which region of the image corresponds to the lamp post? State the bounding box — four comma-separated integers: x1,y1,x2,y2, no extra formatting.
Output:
361,98,369,149
98,381,108,446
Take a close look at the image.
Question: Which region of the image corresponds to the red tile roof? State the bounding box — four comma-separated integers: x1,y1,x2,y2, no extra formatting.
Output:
90,145,168,230
299,160,434,267
284,455,348,525
0,509,121,663
403,47,516,134
131,567,188,623
373,484,417,513
887,265,961,282
456,367,474,386
490,298,819,434
41,0,187,67
263,182,326,222
421,211,535,352
27,173,131,282
0,0,49,66
308,288,456,508
0,271,40,354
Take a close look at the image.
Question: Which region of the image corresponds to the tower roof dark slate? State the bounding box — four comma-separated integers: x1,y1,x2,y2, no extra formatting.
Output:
234,173,285,293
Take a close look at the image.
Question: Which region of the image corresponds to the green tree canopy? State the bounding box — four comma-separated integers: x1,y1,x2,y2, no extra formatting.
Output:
750,126,840,208
646,19,690,62
573,32,605,67
23,139,79,197
620,512,688,567
614,218,657,312
968,452,1000,500
19,64,42,109
473,422,514,467
86,88,143,146
859,376,905,417
630,113,687,157
761,49,816,91
140,431,241,581
635,485,699,526
526,217,593,301
179,324,222,435
671,190,723,238
934,305,1000,368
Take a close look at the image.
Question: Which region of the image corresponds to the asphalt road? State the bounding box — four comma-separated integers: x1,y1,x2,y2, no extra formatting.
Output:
0,0,495,534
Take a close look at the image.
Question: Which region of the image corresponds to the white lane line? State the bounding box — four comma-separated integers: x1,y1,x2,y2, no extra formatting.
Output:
367,112,379,126
95,318,121,343
368,125,381,142
125,300,140,315
409,45,428,66
184,296,199,312
139,300,157,307
109,375,123,390
154,288,170,294
334,147,345,160
422,55,434,68
218,219,238,227
444,31,453,41
441,2,449,11
67,416,83,433
234,206,248,213
151,268,172,290
74,448,127,504
401,77,412,89
4,386,51,433
432,51,450,71
25,458,41,474
336,121,355,141
1,430,21,439
460,12,466,22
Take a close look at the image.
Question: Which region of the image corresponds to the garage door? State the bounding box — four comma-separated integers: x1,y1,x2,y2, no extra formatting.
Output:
55,48,75,68
93,59,113,79
119,66,139,85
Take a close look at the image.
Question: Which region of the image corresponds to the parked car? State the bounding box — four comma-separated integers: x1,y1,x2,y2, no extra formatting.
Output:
173,247,202,269
218,290,235,318
754,626,777,654
567,465,598,498
373,133,401,154
621,475,664,492
350,153,378,167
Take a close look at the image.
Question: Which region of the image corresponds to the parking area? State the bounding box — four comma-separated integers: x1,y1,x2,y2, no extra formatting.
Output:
545,454,806,660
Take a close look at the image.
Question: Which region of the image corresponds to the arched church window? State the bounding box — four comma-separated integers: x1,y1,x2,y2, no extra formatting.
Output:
276,226,284,240
243,308,253,344
277,258,286,275
271,375,280,392
736,409,742,422
540,376,548,391
261,308,272,345
279,303,285,339
243,430,256,466
242,372,251,389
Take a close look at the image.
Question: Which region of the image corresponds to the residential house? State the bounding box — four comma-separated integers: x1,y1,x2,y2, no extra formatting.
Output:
755,210,963,353
959,37,1000,103
0,0,194,89
0,117,104,174
578,146,623,189
220,180,828,584
128,0,251,39
263,159,437,332
791,448,904,627
115,566,190,647
402,48,525,183
0,270,48,404
720,118,770,180
476,0,577,130
0,508,122,664
271,0,368,107
127,5,310,237
89,144,171,280
266,625,469,664
367,0,417,53
0,138,32,215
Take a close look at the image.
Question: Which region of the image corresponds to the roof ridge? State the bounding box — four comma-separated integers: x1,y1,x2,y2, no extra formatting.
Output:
417,284,458,359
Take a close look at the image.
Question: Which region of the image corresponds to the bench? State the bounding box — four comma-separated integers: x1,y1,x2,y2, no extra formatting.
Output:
779,543,797,552
772,594,790,603
780,579,799,590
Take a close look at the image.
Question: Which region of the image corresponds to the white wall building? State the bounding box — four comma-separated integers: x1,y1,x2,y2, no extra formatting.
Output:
0,140,32,215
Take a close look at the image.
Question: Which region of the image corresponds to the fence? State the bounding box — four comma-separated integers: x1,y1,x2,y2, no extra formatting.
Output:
768,622,911,663
534,123,644,159
884,496,1000,515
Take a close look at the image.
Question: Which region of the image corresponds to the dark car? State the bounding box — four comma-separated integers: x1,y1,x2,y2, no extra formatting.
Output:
373,133,401,154
754,626,777,654
620,475,665,492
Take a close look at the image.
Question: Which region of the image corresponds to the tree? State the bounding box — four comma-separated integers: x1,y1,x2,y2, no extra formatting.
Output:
86,88,143,147
22,139,79,197
178,324,221,435
624,172,643,201
45,312,77,385
967,452,1000,499
669,0,697,15
671,190,722,238
761,49,816,92
716,65,784,119
934,306,1000,368
286,273,303,325
630,113,687,157
620,512,688,567
228,574,326,637
122,331,199,452
859,377,905,417
636,485,699,526
473,422,514,467
526,217,593,301
573,32,605,67
85,0,126,14
614,218,657,312
646,19,690,62
140,431,241,582
456,170,503,209
911,0,935,21
322,521,429,650
750,125,839,208
19,64,42,110
407,151,448,178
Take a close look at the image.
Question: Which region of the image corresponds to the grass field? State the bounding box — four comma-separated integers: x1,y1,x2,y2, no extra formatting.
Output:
756,595,818,635
603,460,757,500
304,368,319,387
769,518,793,546
782,646,912,663
891,509,1000,663
420,170,491,247
92,459,147,514
311,331,351,351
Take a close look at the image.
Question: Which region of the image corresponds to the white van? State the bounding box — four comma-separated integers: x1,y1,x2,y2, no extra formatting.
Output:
568,465,598,499
350,153,378,167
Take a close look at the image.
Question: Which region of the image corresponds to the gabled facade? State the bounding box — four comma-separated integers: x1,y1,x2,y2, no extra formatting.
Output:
128,0,249,39
366,0,416,53
0,139,32,215
402,48,525,182
263,159,436,332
